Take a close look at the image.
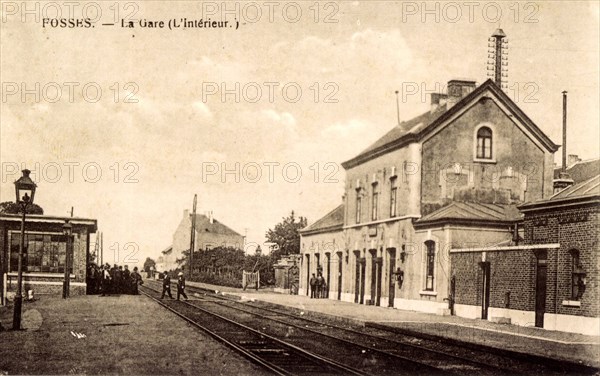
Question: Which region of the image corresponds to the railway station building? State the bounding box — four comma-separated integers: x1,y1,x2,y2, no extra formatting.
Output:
300,78,559,315
451,175,599,335
0,213,97,304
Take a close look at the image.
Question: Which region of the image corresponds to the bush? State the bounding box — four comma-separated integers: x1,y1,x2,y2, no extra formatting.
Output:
180,246,277,288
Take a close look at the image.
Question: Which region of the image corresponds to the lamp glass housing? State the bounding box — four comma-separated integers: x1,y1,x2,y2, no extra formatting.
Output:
14,169,37,205
63,222,73,236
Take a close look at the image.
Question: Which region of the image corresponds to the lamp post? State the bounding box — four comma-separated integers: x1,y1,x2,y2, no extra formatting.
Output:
13,169,37,330
62,220,73,299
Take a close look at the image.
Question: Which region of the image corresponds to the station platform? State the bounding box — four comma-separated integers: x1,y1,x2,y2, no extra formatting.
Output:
186,280,600,368
0,294,264,375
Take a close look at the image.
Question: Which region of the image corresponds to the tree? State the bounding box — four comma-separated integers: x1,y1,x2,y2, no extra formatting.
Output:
0,201,44,215
143,257,156,273
265,211,307,258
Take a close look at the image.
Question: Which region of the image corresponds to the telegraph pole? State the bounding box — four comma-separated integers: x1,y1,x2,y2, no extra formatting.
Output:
189,194,197,279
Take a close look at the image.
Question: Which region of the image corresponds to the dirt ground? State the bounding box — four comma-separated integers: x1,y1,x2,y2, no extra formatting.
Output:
0,294,267,375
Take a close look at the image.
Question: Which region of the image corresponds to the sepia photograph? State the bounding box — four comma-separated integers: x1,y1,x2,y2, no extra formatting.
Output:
0,1,599,374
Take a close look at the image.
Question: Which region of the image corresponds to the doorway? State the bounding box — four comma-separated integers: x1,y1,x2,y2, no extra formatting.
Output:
354,251,360,303
305,254,310,296
535,251,548,328
375,256,382,306
369,250,377,305
480,261,490,320
337,252,343,300
359,256,366,304
325,253,331,299
388,248,396,307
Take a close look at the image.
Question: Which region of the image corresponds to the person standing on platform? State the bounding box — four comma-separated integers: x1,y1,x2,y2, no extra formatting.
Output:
86,264,96,294
161,272,173,299
309,273,317,298
131,266,143,295
177,272,188,301
122,265,131,294
316,273,324,298
101,264,112,296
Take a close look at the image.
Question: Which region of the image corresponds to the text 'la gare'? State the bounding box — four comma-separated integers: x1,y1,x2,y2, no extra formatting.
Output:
122,18,237,29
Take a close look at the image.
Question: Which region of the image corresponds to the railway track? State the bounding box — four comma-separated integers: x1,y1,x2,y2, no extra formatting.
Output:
143,282,503,375
140,285,363,375
141,284,460,375
181,293,517,375
195,293,581,375
144,280,599,375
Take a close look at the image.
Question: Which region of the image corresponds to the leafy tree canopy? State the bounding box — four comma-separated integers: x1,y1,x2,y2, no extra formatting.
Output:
265,211,307,258
143,257,156,273
0,201,44,215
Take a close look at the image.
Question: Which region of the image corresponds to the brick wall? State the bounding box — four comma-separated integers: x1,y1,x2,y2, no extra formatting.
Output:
452,203,599,319
523,205,599,317
452,252,481,306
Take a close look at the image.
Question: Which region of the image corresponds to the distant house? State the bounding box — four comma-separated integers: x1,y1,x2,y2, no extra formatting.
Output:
451,175,599,335
169,210,244,271
154,246,172,273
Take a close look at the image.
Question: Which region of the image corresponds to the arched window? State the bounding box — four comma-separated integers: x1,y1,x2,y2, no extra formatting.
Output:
476,126,493,159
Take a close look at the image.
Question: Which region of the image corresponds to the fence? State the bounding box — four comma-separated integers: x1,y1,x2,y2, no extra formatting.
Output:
242,270,260,291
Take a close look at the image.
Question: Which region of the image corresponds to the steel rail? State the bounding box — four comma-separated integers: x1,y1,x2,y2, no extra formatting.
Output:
140,286,366,376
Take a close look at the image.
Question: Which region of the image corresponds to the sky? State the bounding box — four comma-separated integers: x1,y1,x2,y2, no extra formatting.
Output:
1,1,598,267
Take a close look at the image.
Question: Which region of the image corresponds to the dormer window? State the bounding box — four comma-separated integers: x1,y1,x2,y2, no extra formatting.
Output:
476,126,493,159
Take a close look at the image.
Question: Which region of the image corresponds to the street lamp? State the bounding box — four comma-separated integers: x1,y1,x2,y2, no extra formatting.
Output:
13,169,37,330
62,220,73,299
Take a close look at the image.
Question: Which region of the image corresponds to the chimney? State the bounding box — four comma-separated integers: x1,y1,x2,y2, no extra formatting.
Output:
554,90,574,193
430,93,448,113
209,211,214,224
562,91,568,173
446,79,476,109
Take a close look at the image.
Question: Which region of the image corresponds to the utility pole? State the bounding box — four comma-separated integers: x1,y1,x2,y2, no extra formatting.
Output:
189,194,197,279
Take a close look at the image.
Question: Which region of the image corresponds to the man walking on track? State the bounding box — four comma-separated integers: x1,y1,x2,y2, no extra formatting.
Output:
161,272,173,299
177,272,188,301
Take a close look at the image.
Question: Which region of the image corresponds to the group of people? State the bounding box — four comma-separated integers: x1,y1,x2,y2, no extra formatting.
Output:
87,263,143,296
161,271,188,301
309,273,328,298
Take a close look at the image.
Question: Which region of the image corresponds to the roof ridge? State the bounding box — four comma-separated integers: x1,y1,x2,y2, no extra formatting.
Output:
303,204,344,231
342,79,558,170
460,202,503,219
